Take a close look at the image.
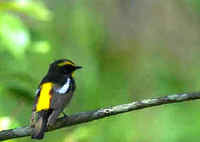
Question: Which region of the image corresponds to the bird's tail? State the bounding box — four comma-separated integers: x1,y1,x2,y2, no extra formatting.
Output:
31,111,48,139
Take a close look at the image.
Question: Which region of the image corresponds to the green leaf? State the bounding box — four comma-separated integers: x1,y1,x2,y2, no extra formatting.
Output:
0,12,30,57
0,0,52,21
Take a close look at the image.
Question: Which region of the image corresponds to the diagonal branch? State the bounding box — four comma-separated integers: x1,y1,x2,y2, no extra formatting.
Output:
0,92,200,141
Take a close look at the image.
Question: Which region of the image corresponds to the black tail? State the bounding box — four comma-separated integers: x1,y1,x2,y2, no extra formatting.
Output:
31,111,48,139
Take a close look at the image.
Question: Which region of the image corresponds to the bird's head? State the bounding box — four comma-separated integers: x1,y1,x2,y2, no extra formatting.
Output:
48,59,82,75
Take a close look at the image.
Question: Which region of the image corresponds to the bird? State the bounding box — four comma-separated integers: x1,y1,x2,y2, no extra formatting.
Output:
31,59,82,139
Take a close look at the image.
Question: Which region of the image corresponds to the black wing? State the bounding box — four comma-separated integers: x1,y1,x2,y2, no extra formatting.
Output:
30,88,41,126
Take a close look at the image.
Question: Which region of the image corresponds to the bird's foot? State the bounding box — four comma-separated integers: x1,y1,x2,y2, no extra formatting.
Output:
62,112,69,118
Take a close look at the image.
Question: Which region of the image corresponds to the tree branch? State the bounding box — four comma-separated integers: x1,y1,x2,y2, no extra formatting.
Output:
0,92,200,141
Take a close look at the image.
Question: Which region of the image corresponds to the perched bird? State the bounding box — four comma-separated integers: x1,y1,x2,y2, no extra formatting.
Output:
31,59,82,139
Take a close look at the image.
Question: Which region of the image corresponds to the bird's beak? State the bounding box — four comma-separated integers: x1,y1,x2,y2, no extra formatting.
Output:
75,66,82,70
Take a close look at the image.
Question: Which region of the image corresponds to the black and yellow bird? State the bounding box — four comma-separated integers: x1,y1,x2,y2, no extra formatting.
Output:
31,59,82,139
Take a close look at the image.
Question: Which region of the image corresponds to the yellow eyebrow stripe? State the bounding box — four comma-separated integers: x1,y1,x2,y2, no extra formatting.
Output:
36,82,53,112
58,61,75,67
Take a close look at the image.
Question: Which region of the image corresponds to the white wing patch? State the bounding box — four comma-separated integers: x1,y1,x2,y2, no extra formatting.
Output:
57,78,71,94
35,88,40,95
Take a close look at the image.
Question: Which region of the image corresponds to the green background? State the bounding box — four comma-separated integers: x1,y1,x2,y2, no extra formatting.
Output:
0,0,200,141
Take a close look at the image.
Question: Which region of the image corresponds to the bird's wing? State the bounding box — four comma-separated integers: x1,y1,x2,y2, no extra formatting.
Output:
31,82,53,126
32,88,41,111
31,88,41,126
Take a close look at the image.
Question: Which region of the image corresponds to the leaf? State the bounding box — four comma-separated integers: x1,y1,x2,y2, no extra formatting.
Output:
0,12,30,57
0,0,52,21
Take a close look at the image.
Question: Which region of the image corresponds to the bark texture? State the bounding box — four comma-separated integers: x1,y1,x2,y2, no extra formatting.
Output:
0,92,200,141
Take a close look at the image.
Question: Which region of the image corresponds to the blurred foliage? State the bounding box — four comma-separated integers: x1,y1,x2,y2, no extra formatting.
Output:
0,0,200,142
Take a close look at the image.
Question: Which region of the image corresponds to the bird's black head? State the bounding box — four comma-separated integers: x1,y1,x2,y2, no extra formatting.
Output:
48,59,82,75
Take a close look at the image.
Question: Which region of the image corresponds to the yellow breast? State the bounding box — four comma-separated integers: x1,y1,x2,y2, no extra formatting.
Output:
36,82,53,112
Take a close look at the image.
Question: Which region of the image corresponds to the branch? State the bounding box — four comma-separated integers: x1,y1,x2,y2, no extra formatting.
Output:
0,92,200,141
